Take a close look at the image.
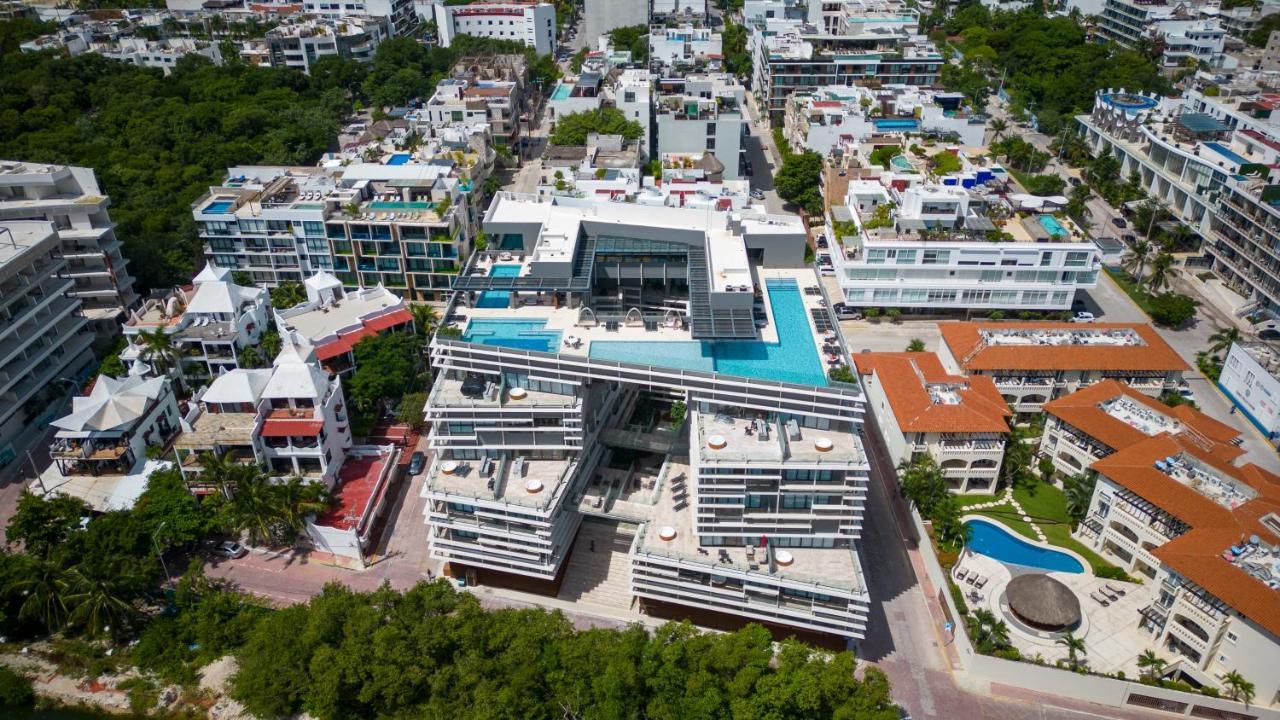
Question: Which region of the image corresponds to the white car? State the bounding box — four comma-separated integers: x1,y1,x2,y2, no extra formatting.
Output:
1071,311,1095,323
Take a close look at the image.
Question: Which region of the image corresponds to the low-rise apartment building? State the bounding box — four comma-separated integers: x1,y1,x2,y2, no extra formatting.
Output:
1040,379,1243,481
937,322,1190,417
424,75,526,150
855,352,1010,493
242,16,388,72
648,24,721,72
91,37,222,73
831,177,1101,312
654,74,747,180
1218,342,1280,445
783,85,983,156
194,149,479,300
749,17,942,122
0,161,138,339
43,374,180,511
0,221,95,465
431,0,556,55
1075,434,1280,704
423,193,872,640
121,264,270,383
1096,0,1232,69
272,271,414,374
302,0,417,36
539,135,643,198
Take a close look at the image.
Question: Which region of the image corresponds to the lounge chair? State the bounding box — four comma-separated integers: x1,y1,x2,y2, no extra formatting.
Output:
1100,586,1119,601
966,573,978,585
955,567,969,581
1105,582,1127,597
1090,591,1110,607
974,575,988,589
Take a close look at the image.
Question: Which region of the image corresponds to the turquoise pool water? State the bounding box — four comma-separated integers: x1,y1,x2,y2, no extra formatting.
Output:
875,119,919,130
589,279,828,386
890,155,915,171
387,153,411,165
965,518,1084,573
476,264,520,309
368,201,432,210
1037,214,1068,238
551,83,573,100
204,199,234,214
463,319,562,352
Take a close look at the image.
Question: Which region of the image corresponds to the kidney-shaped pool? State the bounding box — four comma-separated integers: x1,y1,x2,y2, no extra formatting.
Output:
964,517,1085,574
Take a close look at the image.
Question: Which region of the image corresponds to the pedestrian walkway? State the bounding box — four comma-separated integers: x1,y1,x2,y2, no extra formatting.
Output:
965,489,1047,542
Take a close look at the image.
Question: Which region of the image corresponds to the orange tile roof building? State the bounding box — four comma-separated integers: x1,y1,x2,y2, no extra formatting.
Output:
1040,380,1243,480
855,352,1011,493
1077,434,1280,702
937,322,1189,418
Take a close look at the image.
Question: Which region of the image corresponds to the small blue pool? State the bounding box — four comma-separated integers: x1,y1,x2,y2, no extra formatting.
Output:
965,518,1084,574
387,153,411,166
1204,142,1247,165
890,155,915,171
588,279,828,386
1038,214,1068,238
875,119,919,130
475,264,521,309
204,199,234,214
551,83,573,101
463,319,562,353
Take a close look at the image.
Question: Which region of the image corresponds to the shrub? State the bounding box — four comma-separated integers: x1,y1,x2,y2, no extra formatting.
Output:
886,308,902,323
0,667,34,708
1094,565,1131,581
948,582,969,615
1148,292,1198,328
828,365,857,383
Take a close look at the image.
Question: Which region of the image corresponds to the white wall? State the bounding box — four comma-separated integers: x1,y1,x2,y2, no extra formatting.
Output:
1219,343,1280,444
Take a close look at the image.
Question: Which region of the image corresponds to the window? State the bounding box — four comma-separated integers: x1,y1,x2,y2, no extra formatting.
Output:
866,248,887,264
900,289,927,303
980,269,1004,283
895,249,917,264
872,289,897,302
1065,251,1090,267
1226,631,1238,644
922,249,950,265
1039,252,1054,266
927,289,956,303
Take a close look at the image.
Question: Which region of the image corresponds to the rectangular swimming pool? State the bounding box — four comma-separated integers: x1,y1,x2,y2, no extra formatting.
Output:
387,153,411,166
204,200,234,214
589,279,828,386
475,264,521,309
875,119,920,130
1037,214,1068,238
368,201,432,210
463,319,562,353
551,83,573,100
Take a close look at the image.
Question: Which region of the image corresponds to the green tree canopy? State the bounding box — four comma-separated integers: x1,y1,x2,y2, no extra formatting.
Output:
550,107,644,146
608,25,649,62
775,151,824,215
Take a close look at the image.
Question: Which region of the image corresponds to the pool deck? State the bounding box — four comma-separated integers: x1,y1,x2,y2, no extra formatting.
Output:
447,265,842,380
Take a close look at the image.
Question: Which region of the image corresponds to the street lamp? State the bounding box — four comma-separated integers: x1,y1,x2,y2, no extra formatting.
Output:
152,521,172,584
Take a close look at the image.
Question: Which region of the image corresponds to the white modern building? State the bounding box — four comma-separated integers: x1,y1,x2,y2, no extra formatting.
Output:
423,193,872,640
304,0,418,36
855,351,1010,494
540,135,643,198
43,374,179,511
1075,434,1280,705
831,179,1102,313
432,1,556,55
1097,0,1233,69
784,85,985,156
1219,342,1280,446
655,74,748,180
273,271,414,374
0,161,138,339
91,37,222,73
0,221,95,466
648,24,721,72
121,264,270,382
243,16,389,73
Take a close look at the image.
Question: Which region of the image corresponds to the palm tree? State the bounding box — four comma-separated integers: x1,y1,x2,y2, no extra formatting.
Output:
906,338,925,352
989,117,1009,143
1222,670,1255,708
63,565,140,639
1208,326,1242,356
220,467,281,546
259,331,282,360
1137,649,1166,681
268,280,307,310
1121,239,1153,281
411,304,440,338
1066,184,1093,228
1063,473,1096,525
1057,631,1087,671
1146,252,1175,293
7,555,70,631
271,476,330,542
237,346,262,369
137,327,186,389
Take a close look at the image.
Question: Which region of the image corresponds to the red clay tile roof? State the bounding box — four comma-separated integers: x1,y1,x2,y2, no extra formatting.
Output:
1092,435,1280,638
938,322,1189,373
260,418,324,437
854,352,1011,434
1042,381,1244,463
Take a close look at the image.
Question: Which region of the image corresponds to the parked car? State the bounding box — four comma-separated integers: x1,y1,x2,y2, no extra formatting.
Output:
832,303,862,319
1121,233,1136,243
1177,384,1196,400
750,188,765,200
208,541,247,559
408,451,426,476
1259,329,1280,341
815,238,828,249
1112,217,1127,229
1070,311,1096,323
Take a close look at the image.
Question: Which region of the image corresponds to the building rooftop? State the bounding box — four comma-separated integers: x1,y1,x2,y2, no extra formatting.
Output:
1043,380,1242,461
636,460,867,594
939,322,1190,373
426,453,576,511
275,281,412,361
51,375,169,436
0,220,58,273
1092,435,1280,638
853,352,1011,434
693,409,865,465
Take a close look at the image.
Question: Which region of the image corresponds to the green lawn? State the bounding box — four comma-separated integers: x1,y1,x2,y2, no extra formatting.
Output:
956,485,1127,577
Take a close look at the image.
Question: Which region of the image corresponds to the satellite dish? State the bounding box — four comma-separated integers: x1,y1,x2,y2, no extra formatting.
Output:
1250,534,1261,545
